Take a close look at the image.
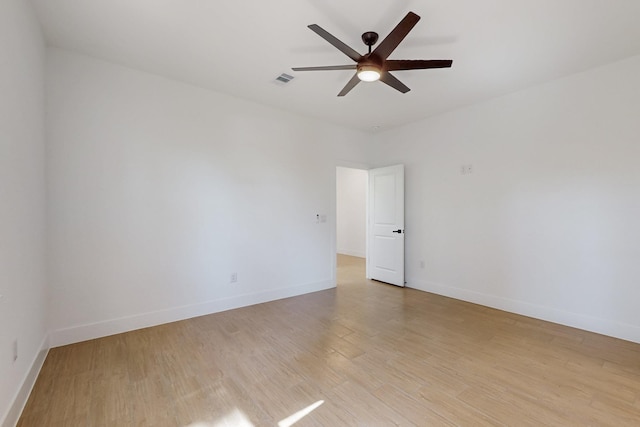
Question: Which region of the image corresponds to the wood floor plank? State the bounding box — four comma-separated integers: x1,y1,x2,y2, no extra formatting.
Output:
372,383,455,426
18,255,640,426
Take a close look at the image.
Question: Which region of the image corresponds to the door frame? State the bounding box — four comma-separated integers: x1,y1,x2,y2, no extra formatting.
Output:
333,162,370,285
334,163,405,286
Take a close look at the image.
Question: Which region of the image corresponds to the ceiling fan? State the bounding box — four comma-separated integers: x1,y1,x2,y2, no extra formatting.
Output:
292,11,453,96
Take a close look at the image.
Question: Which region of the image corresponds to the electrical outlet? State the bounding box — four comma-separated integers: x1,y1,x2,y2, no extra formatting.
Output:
230,273,238,283
13,340,18,362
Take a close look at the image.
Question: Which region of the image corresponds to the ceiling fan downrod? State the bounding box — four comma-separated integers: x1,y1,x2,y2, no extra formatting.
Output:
361,31,379,54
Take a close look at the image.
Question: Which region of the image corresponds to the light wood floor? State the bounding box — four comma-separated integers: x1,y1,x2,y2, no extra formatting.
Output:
19,255,640,426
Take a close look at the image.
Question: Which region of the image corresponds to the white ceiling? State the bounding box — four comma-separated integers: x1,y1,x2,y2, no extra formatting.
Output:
31,0,640,132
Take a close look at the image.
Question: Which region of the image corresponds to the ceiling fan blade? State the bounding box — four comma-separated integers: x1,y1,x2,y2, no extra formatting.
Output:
385,59,453,71
372,12,421,60
337,73,361,97
292,65,357,71
308,24,362,62
379,72,410,94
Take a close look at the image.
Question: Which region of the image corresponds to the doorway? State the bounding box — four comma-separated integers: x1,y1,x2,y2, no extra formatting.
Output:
336,166,368,285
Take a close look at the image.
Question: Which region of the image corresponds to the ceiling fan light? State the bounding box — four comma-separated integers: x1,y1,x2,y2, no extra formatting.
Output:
357,65,381,82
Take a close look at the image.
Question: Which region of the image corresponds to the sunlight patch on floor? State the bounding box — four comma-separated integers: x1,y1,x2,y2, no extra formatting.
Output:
278,400,325,427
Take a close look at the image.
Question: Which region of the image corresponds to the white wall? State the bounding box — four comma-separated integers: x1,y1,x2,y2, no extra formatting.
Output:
49,47,640,346
336,167,367,258
0,1,48,425
371,55,640,343
46,49,368,346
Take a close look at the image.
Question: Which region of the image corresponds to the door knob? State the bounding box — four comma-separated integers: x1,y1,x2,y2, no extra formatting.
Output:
392,229,403,234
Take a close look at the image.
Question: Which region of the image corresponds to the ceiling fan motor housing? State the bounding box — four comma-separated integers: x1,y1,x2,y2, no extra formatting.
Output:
357,53,384,82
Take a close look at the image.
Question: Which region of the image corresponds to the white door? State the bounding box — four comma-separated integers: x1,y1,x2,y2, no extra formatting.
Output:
367,164,405,287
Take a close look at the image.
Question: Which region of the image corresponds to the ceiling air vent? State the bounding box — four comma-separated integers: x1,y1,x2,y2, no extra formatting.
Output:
274,73,295,86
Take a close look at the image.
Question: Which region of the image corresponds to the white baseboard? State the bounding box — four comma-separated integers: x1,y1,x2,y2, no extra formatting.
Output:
337,250,365,258
2,335,49,427
408,278,640,344
50,279,335,348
